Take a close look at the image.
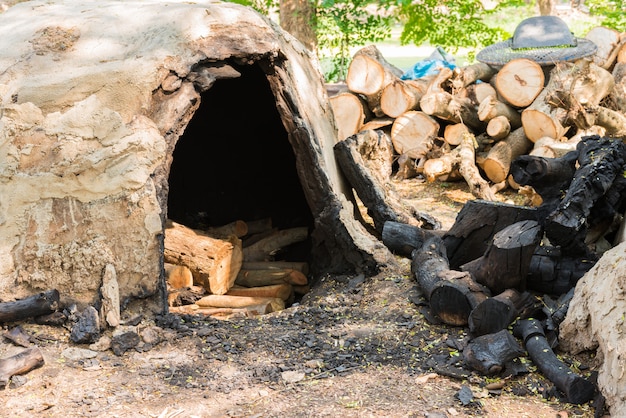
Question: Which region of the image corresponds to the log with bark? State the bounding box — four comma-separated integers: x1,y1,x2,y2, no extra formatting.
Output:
195,294,285,313
164,220,243,295
481,127,533,184
428,270,491,326
460,219,543,294
468,289,536,337
235,268,308,287
346,45,404,117
0,347,45,387
381,220,441,258
390,110,438,160
0,289,60,323
242,227,309,262
380,78,428,118
513,318,596,404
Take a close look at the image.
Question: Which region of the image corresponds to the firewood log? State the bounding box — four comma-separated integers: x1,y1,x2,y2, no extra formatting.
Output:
410,235,449,300
390,110,438,160
226,283,293,301
468,289,536,337
460,220,543,295
513,318,596,404
585,26,624,70
164,220,243,295
169,304,267,317
527,246,595,295
334,129,440,231
451,62,497,89
393,153,419,180
359,117,394,132
0,289,60,323
346,45,403,117
494,58,545,108
195,294,285,312
477,96,522,128
205,220,248,238
443,199,538,269
242,227,309,262
429,270,490,326
443,123,470,147
235,268,307,287
611,62,626,113
245,218,273,235
381,220,442,258
330,92,371,141
486,115,511,140
545,136,626,255
585,105,626,137
241,261,309,275
165,263,194,289
0,347,45,387
463,330,525,375
529,135,580,159
482,127,533,183
380,78,428,118
458,82,497,108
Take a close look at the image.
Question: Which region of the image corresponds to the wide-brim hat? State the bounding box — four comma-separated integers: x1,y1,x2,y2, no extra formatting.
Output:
477,16,597,66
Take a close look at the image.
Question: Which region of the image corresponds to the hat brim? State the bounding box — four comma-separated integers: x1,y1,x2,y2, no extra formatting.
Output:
477,38,598,66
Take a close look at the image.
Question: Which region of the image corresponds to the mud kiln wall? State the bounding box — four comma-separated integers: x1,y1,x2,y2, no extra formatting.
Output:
0,0,392,310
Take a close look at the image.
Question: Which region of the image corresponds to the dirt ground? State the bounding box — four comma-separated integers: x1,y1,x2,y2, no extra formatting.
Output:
0,179,606,418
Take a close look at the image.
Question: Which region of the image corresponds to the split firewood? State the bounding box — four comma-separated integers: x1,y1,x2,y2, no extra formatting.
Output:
443,199,538,269
235,268,308,287
390,110,438,159
164,220,243,295
205,220,249,239
226,283,293,301
468,289,536,337
419,68,484,130
0,347,45,387
463,330,525,375
165,263,194,289
330,91,372,141
486,115,511,140
545,136,626,255
346,45,404,117
482,127,533,183
334,129,440,231
242,227,309,262
380,78,428,118
0,289,60,323
461,219,543,295
428,270,490,326
493,58,545,108
241,261,309,275
195,294,285,312
451,62,497,89
513,318,595,404
585,26,624,70
477,96,522,128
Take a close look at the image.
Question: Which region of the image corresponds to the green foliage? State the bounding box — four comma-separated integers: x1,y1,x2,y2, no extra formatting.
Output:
586,0,626,31
317,0,392,81
395,0,509,59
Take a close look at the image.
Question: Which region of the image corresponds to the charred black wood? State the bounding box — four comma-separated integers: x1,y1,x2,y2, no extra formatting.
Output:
382,221,444,257
429,271,490,326
527,246,596,295
545,136,626,256
443,200,538,269
513,318,596,404
468,289,537,337
463,329,525,375
0,289,60,324
460,220,543,294
410,235,449,300
334,131,440,233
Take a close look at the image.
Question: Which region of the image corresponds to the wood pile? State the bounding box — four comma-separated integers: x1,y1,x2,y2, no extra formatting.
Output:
164,219,310,320
330,29,626,202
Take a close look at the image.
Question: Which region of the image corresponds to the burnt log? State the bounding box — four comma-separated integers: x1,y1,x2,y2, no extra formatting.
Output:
460,220,543,294
526,246,596,295
463,329,525,375
513,318,596,404
382,221,443,258
443,200,538,269
0,290,60,324
545,136,626,256
468,289,537,337
0,347,45,387
411,235,449,300
429,271,491,326
334,130,440,233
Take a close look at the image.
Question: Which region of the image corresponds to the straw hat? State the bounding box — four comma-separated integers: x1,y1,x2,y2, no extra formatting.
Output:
476,16,597,66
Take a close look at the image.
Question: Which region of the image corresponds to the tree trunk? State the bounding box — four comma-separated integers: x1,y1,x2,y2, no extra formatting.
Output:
164,220,243,295
279,0,317,51
0,289,60,323
460,219,543,294
451,62,497,89
226,283,293,301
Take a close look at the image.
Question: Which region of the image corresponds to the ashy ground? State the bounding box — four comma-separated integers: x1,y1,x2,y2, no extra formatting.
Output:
0,179,605,418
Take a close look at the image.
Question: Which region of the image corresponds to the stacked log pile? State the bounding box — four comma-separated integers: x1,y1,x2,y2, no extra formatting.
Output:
331,29,626,405
164,219,310,320
331,29,626,202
